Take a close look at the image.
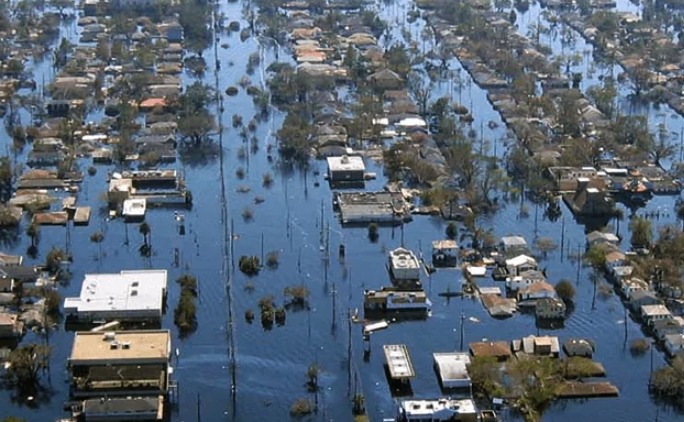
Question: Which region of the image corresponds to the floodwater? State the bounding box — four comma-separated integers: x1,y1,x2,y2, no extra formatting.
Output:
1,1,683,421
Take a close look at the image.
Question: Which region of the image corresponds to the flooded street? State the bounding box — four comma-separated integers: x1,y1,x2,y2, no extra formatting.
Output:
1,0,684,421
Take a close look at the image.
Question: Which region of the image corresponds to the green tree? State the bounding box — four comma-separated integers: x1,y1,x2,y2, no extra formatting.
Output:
630,217,652,248
650,356,684,407
535,237,557,259
45,247,67,274
446,222,458,240
178,110,215,145
26,222,40,247
139,220,151,246
555,279,576,303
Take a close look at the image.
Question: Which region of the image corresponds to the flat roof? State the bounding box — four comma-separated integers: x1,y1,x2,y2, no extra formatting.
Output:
64,269,167,316
399,398,476,417
383,344,415,379
433,352,470,382
327,155,365,172
70,330,170,364
389,247,420,269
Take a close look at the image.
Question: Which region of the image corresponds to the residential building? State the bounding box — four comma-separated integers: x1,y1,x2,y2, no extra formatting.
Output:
67,330,172,398
469,341,511,361
431,240,458,267
536,298,566,320
620,278,649,299
432,352,471,389
505,255,538,277
652,318,683,341
505,269,545,292
363,288,430,316
586,230,620,249
512,335,561,358
0,311,22,338
629,290,662,312
499,235,529,258
518,281,557,302
664,334,684,357
64,270,167,323
81,396,164,421
641,304,673,325
563,338,595,358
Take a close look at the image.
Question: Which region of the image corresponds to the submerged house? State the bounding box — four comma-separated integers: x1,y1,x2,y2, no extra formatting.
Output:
387,247,422,289
563,178,615,217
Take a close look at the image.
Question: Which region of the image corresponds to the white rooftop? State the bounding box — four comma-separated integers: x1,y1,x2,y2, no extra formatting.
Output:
399,398,476,418
433,352,470,383
122,198,146,217
642,304,672,317
326,155,365,172
64,270,167,317
384,344,415,379
389,247,420,270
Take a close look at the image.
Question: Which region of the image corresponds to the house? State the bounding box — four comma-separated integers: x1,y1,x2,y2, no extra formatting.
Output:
0,252,22,266
506,269,545,292
0,265,39,292
620,277,649,299
431,240,458,267
641,304,672,325
664,334,684,357
159,23,184,43
536,297,566,320
563,338,595,358
397,398,478,422
433,352,471,390
605,250,627,270
469,341,511,361
505,254,538,277
326,155,365,182
67,330,172,398
64,270,167,323
518,280,557,302
611,266,634,284
586,231,620,249
512,335,561,358
0,311,22,338
368,69,403,90
629,290,662,312
563,179,615,216
652,318,683,341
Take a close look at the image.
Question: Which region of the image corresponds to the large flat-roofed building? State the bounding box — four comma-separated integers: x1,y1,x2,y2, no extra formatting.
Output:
81,396,164,421
64,270,167,323
388,247,421,289
68,330,171,398
397,398,478,422
433,352,471,390
327,155,365,182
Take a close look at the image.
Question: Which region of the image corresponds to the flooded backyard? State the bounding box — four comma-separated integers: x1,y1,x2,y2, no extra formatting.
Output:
1,0,684,421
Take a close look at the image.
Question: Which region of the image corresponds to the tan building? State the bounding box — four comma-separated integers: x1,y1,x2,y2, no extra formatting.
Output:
68,330,172,398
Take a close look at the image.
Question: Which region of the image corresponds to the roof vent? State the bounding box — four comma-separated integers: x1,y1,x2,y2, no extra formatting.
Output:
103,332,116,341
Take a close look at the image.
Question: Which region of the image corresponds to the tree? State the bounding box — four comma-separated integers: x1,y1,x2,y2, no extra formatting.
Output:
556,90,582,136
305,363,320,392
26,222,39,247
45,247,67,274
629,216,652,248
585,245,607,269
3,343,50,394
178,110,216,144
139,221,151,246
368,223,379,242
650,356,684,407
586,78,617,119
284,285,310,309
239,255,260,276
555,279,576,303
535,237,557,259
446,222,458,240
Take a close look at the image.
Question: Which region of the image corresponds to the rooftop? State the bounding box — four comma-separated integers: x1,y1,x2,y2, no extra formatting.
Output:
432,239,457,250
433,352,471,384
389,247,420,270
326,155,365,173
399,398,476,418
70,330,171,365
383,344,415,379
641,304,672,317
469,341,511,359
64,269,167,318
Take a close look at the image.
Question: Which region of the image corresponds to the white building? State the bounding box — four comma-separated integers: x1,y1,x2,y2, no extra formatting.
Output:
64,270,167,323
505,254,538,276
433,352,471,389
122,198,147,221
326,155,365,182
388,247,421,282
641,304,672,325
397,398,478,422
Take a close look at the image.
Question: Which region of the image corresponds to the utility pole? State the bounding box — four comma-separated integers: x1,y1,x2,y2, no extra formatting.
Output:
460,311,465,351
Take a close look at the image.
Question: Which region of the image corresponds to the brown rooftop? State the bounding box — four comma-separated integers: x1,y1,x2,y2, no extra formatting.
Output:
469,341,512,359
70,330,170,365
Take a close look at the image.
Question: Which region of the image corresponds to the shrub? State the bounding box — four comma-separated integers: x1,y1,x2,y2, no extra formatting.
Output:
245,309,254,323
265,251,279,269
630,338,650,356
242,207,254,221
262,172,273,188
87,166,97,176
239,255,260,275
46,247,67,274
174,290,197,332
235,167,245,179
368,223,379,242
225,86,238,96
290,398,314,416
177,274,198,296
275,307,286,325
90,231,104,243
284,285,310,309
